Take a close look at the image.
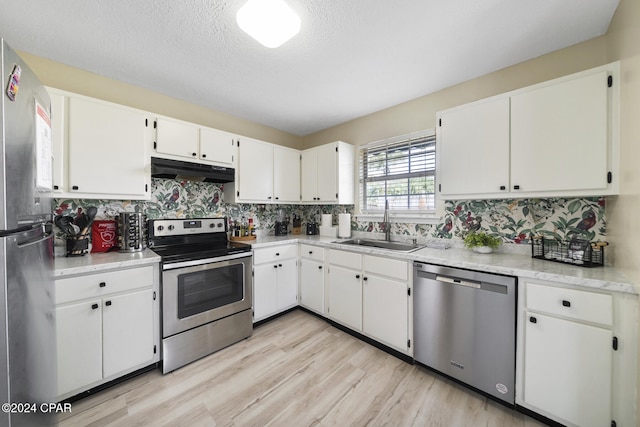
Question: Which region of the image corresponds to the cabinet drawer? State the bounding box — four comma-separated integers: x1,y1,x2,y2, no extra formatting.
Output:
363,255,408,281
328,249,361,270
253,245,297,265
55,266,154,305
526,282,613,326
300,244,324,262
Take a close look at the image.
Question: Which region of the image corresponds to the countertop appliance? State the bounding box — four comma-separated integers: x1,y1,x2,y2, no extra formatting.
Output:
0,40,57,426
116,212,146,252
413,262,517,405
306,222,318,235
147,217,253,374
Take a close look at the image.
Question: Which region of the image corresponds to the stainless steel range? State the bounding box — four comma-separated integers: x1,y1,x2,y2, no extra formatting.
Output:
148,217,253,374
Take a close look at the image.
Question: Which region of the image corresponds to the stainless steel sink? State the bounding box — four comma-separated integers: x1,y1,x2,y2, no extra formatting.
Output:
334,239,423,252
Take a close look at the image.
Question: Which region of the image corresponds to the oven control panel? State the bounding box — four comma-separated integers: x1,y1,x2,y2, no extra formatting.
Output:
149,218,226,238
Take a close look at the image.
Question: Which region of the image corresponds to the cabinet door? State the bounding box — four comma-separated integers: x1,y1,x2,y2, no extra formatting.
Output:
277,259,298,310
328,265,362,331
316,143,338,202
155,117,200,160
438,97,510,197
300,259,324,314
48,89,66,193
102,289,154,378
300,149,318,202
273,146,300,202
511,71,609,193
56,300,102,396
237,138,274,201
524,312,612,427
253,263,278,321
199,127,235,166
362,274,408,351
67,97,149,198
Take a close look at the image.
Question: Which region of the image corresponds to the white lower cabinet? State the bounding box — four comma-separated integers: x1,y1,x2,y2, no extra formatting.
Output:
517,279,636,427
299,245,325,315
253,245,298,322
327,249,411,354
54,264,160,400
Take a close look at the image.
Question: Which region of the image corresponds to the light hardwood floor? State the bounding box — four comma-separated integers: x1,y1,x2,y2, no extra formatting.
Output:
57,310,545,426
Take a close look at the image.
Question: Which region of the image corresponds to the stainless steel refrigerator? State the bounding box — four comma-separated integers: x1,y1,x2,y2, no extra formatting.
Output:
0,39,56,426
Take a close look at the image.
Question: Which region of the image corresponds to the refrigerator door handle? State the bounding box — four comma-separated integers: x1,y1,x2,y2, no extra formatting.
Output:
0,224,33,238
15,223,54,248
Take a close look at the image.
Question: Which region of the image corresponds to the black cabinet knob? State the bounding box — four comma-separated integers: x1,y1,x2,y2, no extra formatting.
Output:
562,300,571,307
273,265,278,269
105,301,112,306
278,264,282,267
192,152,197,157
202,154,207,158
529,316,537,323
318,266,323,270
99,282,106,288
499,185,506,191
513,185,520,190
72,185,79,190
275,253,280,256
91,303,99,310
356,274,360,279
308,251,313,255
363,277,368,281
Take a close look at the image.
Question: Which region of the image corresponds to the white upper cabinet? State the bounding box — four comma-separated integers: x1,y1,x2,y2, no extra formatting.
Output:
301,141,354,204
510,71,609,193
225,138,301,203
154,117,235,167
437,62,619,200
47,87,152,200
438,97,510,197
273,145,300,202
199,127,235,166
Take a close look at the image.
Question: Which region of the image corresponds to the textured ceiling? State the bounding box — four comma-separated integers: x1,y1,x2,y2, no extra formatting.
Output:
0,0,619,136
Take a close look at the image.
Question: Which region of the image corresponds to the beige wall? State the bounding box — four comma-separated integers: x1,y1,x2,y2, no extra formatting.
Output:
301,37,608,149
18,52,303,149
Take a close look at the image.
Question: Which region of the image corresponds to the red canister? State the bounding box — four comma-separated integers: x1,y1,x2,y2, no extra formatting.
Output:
91,220,117,253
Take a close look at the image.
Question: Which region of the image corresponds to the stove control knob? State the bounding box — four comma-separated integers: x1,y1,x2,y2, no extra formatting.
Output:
157,225,164,232
209,223,215,228
217,223,223,228
168,225,175,231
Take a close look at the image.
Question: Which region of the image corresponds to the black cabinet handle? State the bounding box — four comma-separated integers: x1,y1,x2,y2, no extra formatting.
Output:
99,282,106,288
513,185,520,190
72,185,79,190
308,251,313,255
356,274,360,279
192,152,197,157
363,277,368,281
105,301,112,306
499,185,506,191
275,253,280,256
275,197,279,200
53,185,59,190
278,264,282,267
273,265,278,269
529,316,537,323
202,154,207,158
91,303,99,310
318,265,323,270
562,300,571,307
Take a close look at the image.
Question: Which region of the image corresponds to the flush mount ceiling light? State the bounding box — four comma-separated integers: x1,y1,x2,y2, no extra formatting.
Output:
236,0,301,48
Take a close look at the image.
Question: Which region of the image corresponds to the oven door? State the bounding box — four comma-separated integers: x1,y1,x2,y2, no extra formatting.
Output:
162,253,252,338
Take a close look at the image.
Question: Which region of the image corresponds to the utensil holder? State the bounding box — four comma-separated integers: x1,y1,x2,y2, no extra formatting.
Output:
66,236,89,257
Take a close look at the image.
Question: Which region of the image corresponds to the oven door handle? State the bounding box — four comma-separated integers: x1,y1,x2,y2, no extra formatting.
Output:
162,251,253,270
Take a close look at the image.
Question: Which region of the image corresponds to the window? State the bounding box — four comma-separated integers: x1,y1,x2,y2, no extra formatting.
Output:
359,130,436,213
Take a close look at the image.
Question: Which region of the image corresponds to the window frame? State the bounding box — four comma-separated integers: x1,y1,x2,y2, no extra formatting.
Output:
359,129,436,216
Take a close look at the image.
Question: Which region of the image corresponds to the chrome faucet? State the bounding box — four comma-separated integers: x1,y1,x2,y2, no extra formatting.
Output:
383,199,391,242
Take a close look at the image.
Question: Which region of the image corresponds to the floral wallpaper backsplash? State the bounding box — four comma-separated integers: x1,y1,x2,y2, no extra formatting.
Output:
54,178,606,249
354,197,606,244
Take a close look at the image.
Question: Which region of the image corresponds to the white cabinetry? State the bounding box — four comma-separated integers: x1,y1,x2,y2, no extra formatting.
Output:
47,87,153,200
154,117,235,167
301,141,354,204
327,249,411,353
517,280,636,427
299,244,325,314
437,62,619,200
327,250,362,331
361,255,410,352
253,245,298,322
225,138,300,203
54,264,160,400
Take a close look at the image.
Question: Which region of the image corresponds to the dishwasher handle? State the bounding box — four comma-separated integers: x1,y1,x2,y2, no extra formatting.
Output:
435,275,481,289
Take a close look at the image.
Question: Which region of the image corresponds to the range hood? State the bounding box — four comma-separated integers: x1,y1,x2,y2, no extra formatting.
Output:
151,157,235,183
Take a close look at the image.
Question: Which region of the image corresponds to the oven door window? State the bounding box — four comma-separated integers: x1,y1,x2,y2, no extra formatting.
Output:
177,264,244,319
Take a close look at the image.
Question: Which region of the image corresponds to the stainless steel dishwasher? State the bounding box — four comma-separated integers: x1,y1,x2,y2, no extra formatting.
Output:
413,262,517,405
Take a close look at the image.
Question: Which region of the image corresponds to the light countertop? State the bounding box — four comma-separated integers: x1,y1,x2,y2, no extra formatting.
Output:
54,249,161,277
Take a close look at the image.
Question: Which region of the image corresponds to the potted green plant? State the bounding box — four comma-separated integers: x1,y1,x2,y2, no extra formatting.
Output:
463,231,502,254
